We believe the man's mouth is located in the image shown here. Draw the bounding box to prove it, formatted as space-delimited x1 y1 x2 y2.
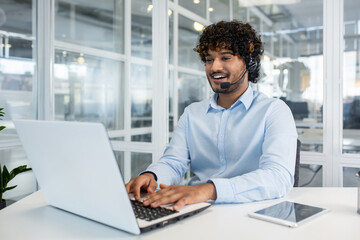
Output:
211 74 228 82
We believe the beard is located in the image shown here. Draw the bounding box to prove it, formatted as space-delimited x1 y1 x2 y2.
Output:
207 73 244 94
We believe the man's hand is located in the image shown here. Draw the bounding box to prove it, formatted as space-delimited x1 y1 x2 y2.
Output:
125 173 158 201
142 183 217 211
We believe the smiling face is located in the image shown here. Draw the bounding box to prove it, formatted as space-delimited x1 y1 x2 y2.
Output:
205 49 248 94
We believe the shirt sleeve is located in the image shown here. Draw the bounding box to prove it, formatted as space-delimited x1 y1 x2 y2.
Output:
210 100 298 203
142 108 191 186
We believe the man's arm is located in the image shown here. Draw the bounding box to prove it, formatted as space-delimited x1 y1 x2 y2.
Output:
140 107 191 186
126 108 191 201
211 100 297 203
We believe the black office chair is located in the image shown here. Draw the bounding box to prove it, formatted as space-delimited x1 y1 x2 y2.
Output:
293 139 301 187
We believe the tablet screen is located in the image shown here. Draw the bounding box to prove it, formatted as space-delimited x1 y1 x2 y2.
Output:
254 201 325 223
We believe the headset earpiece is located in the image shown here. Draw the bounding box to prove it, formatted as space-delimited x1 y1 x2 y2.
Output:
247 42 257 73
247 57 257 73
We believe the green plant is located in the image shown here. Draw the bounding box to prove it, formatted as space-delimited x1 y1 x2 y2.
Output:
1 165 32 201
0 107 5 202
0 108 32 201
0 108 5 132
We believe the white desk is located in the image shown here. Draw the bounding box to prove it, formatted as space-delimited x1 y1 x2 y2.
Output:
0 188 359 240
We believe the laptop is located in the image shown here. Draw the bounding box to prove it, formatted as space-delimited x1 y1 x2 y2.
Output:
14 120 211 235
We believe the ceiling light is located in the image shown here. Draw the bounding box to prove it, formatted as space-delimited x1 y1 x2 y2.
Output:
193 0 200 4
168 9 172 16
77 56 85 64
193 22 204 31
147 4 153 13
300 33 307 40
77 53 85 64
208 7 214 12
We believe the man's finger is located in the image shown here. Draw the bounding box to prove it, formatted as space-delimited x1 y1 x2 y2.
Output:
149 190 183 208
125 182 130 193
133 180 144 201
173 198 188 211
125 178 135 193
159 183 169 189
147 180 157 194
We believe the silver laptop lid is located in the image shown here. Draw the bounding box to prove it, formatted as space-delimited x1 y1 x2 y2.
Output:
14 120 140 235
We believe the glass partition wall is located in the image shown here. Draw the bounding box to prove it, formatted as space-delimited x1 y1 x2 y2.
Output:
342 0 360 186
0 0 359 202
0 0 37 200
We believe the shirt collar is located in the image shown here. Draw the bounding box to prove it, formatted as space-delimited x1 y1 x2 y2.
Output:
207 85 254 113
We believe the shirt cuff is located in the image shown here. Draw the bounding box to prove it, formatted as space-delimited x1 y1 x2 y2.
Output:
208 178 234 203
139 171 158 181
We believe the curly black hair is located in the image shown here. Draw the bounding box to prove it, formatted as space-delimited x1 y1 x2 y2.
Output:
194 20 263 83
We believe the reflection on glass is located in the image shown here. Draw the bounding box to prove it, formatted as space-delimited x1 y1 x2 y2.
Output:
55 0 124 53
254 1 323 153
178 15 203 71
249 11 260 33
114 152 152 180
262 23 272 54
0 1 35 121
109 136 125 141
343 167 360 187
169 12 174 65
131 134 151 143
131 152 152 178
343 0 360 154
0 0 36 201
179 0 206 18
256 201 296 222
54 50 124 130
209 0 230 22
232 1 247 22
169 70 174 134
178 73 207 117
6 37 33 59
131 0 152 60
255 201 324 223
0 59 34 120
131 63 152 129
299 164 322 187
114 151 125 178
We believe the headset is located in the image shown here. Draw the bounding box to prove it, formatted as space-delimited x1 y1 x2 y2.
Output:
247 42 257 73
220 42 257 89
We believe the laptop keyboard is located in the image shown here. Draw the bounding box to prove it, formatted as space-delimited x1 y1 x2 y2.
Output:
131 200 177 221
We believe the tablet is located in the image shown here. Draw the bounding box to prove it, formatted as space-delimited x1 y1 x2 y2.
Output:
248 201 329 227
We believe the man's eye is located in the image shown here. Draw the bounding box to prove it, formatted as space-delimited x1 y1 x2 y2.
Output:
205 59 213 63
222 57 231 61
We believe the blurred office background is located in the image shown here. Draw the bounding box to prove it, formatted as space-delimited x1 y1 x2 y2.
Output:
0 0 359 201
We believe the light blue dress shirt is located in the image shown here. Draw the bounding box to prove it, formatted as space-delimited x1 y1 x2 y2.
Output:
145 85 298 203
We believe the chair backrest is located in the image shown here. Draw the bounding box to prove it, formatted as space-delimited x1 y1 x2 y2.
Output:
293 139 301 187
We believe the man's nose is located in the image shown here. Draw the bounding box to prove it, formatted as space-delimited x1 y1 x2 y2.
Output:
211 58 223 72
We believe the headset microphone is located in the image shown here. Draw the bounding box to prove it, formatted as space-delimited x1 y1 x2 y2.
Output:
220 69 248 89
220 82 231 89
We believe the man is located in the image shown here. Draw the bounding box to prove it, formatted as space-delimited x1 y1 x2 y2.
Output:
126 20 297 211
